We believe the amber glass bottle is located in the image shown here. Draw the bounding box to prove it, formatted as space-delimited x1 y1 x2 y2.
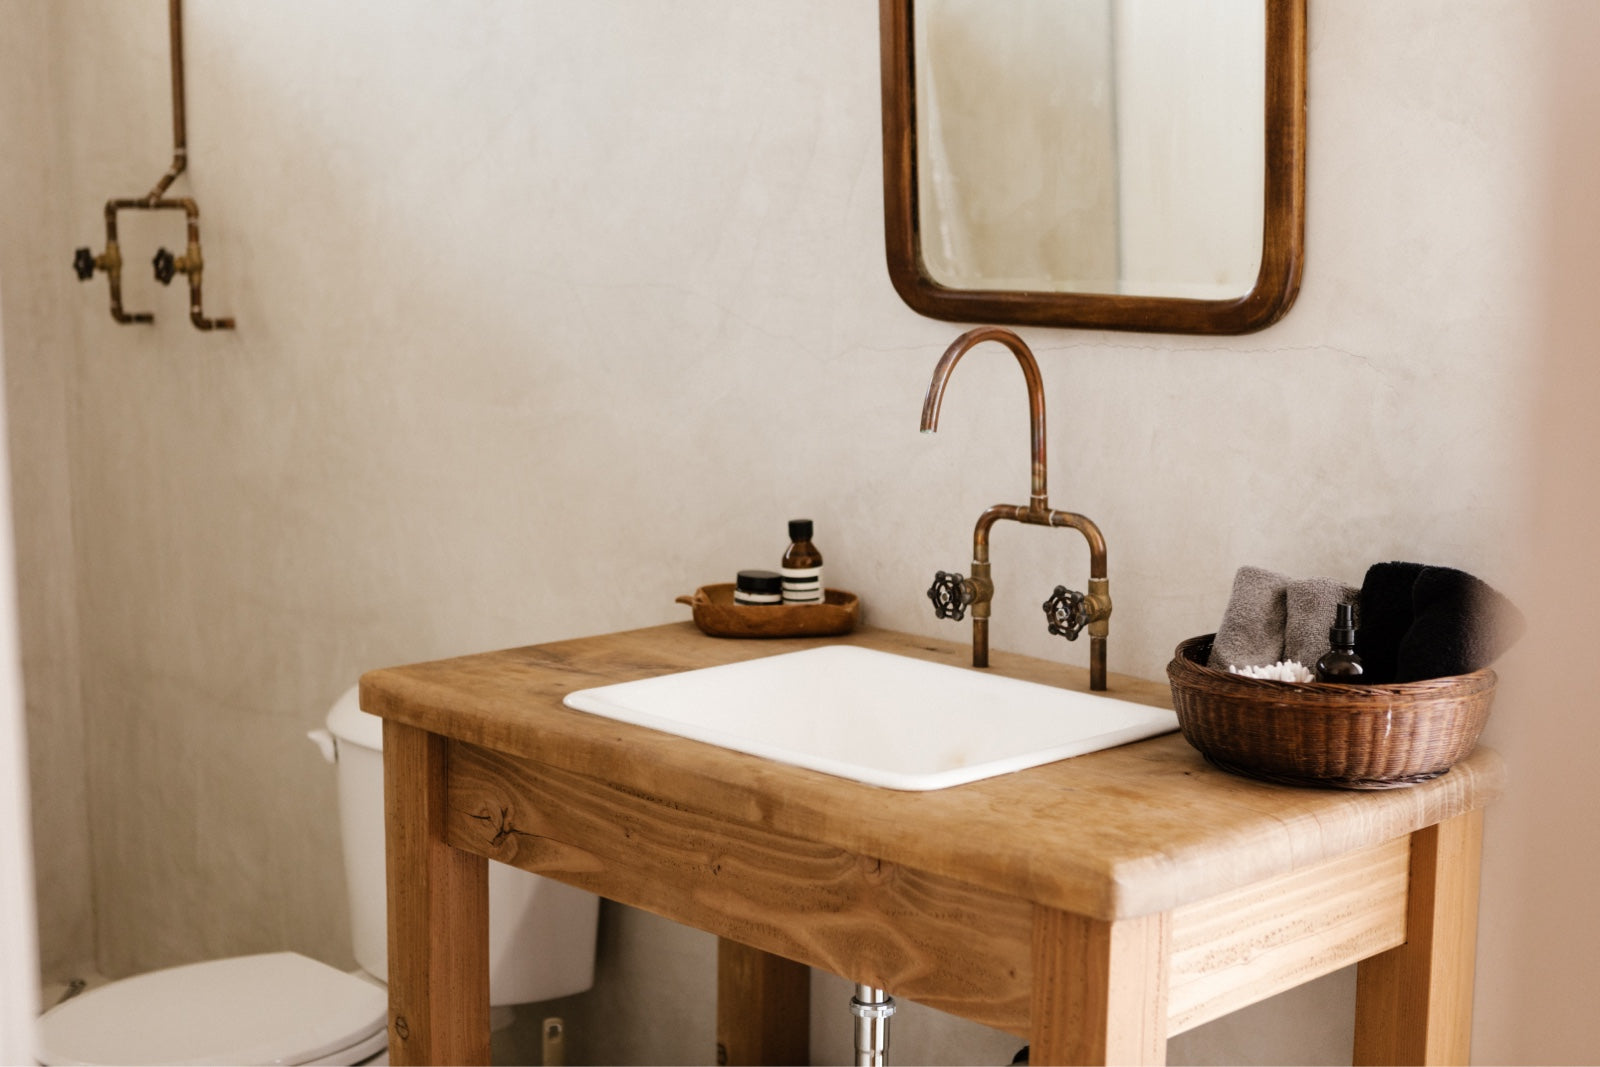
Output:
780 519 824 605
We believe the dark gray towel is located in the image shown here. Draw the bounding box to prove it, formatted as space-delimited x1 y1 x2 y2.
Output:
1284 577 1361 668
1208 566 1290 669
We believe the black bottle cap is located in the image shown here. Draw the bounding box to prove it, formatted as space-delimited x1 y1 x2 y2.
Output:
736 569 783 594
788 519 813 541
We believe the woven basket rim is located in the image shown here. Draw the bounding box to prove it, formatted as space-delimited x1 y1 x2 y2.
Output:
1170 633 1497 700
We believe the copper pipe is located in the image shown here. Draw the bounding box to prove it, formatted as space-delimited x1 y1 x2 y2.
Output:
107 196 234 331
107 198 192 220
964 504 1111 685
97 202 153 324
921 325 1048 511
972 504 1106 579
146 0 188 201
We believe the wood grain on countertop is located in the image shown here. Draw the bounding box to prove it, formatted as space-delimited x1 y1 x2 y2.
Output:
360 623 1503 921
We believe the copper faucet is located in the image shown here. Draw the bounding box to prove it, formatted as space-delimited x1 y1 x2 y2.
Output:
920 326 1112 690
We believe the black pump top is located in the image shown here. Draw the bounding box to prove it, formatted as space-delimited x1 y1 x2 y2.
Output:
788 519 813 541
1330 602 1358 647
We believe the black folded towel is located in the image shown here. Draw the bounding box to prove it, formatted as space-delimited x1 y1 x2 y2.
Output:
1355 561 1524 683
1397 565 1526 682
1354 562 1425 683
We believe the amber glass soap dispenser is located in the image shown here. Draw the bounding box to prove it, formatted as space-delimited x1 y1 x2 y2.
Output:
780 519 823 604
1315 602 1365 682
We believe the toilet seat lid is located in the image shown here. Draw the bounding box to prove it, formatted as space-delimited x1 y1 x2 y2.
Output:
37 951 387 1066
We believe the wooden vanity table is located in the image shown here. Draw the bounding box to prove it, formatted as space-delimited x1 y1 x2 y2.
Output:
360 623 1501 1066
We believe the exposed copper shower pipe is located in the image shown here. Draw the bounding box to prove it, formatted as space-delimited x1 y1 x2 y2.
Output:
73 0 234 331
146 0 188 202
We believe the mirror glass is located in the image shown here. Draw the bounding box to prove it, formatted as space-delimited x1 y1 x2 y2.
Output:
880 0 1304 334
915 0 1263 299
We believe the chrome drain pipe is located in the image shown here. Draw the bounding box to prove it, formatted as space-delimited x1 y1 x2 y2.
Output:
851 984 896 1066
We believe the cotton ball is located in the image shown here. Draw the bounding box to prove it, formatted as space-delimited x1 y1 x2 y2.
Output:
1229 660 1314 683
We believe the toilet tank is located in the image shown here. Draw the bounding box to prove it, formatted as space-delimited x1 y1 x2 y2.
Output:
321 687 598 1006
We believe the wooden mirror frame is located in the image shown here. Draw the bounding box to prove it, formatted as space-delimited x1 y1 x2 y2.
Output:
879 0 1306 335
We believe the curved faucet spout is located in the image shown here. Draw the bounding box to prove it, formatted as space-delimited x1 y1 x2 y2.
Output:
920 326 1049 511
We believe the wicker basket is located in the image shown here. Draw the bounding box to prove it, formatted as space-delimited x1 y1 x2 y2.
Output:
1166 634 1495 789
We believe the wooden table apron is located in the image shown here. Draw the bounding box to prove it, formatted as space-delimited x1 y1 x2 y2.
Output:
362 623 1502 1067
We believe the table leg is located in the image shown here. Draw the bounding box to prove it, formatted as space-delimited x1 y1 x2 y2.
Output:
1030 906 1169 1066
384 721 491 1065
1353 810 1484 1066
716 939 810 1066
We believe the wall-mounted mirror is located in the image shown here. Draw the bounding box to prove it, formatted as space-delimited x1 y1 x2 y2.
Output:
880 0 1305 334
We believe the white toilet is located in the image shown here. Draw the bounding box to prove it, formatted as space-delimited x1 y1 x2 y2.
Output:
37 686 600 1066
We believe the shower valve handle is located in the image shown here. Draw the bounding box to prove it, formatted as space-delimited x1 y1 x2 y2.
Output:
152 247 178 285
928 570 975 621
1044 585 1088 641
73 247 98 281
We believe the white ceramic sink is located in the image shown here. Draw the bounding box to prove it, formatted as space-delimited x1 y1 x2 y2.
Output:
562 645 1178 791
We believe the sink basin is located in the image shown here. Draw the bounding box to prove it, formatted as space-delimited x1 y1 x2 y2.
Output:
562 645 1178 791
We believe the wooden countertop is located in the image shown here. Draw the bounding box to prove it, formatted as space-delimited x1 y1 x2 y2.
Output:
359 623 1503 921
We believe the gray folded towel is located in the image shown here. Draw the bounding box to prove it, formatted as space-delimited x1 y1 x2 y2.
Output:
1208 566 1290 669
1284 577 1361 668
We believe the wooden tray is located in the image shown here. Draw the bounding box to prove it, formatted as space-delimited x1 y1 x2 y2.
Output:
676 583 859 638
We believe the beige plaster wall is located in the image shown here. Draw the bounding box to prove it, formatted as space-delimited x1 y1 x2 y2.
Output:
0 0 96 983
6 0 1590 1063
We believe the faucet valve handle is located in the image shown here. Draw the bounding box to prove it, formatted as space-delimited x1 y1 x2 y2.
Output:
928 570 975 621
73 247 100 281
152 247 178 285
1043 585 1089 641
